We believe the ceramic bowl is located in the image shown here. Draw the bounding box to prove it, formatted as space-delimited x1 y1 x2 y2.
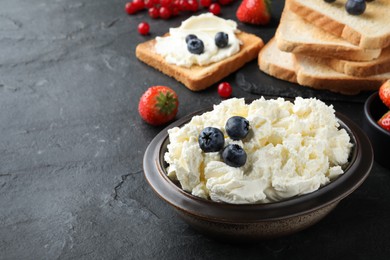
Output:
143 104 373 240
363 92 390 169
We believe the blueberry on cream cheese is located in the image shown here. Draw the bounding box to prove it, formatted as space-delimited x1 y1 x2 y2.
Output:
215 32 229 48
198 127 224 152
222 144 247 168
185 34 198 43
187 38 204 55
345 0 366 15
225 116 249 140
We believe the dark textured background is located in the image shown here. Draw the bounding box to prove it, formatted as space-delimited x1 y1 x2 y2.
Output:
1 0 389 259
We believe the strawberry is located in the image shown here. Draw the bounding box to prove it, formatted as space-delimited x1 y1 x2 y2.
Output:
378 111 390 132
138 86 179 126
379 79 390 109
236 0 271 25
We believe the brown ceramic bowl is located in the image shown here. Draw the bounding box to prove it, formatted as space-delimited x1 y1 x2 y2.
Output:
363 92 390 169
143 102 373 240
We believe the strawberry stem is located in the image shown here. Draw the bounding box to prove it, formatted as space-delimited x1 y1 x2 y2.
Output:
156 91 177 115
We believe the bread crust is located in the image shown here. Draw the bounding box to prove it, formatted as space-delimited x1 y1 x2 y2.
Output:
258 38 297 83
326 47 390 77
275 5 382 61
259 38 389 95
289 0 390 49
135 32 264 91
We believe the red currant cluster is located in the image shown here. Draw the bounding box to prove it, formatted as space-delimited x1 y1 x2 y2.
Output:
125 0 235 19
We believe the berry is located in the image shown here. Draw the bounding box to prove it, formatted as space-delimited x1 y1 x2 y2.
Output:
225 116 249 140
187 38 204 55
198 127 225 153
236 0 271 25
125 2 138 14
187 0 199 12
138 22 150 35
144 0 155 8
209 3 221 15
178 0 190 11
148 7 159 19
138 86 179 126
160 0 173 7
132 0 145 10
171 5 180 16
217 82 232 98
215 32 229 48
200 0 212 7
379 80 390 109
218 0 233 5
185 34 198 43
378 111 390 132
324 0 336 2
345 0 366 15
159 6 172 19
221 144 247 167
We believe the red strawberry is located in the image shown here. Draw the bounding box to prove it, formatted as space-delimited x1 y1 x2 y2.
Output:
378 111 390 132
236 0 271 25
379 79 390 109
138 86 179 126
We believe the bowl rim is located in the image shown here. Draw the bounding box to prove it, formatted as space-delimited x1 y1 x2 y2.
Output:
364 91 390 137
143 99 373 223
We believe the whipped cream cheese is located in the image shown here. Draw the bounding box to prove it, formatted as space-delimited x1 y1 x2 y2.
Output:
155 13 242 68
164 98 353 204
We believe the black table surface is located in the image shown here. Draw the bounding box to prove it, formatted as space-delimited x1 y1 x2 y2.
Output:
1 0 389 259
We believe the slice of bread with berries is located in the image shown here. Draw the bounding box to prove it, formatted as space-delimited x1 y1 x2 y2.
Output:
275 7 382 61
136 31 263 91
259 38 390 95
289 0 390 49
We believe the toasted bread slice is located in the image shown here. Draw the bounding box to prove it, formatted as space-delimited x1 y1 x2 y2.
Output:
276 7 382 61
295 54 390 95
136 32 264 91
289 0 390 49
258 38 297 84
259 38 390 95
325 46 390 77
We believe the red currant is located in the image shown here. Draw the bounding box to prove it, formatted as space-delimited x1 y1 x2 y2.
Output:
159 6 172 19
178 0 190 11
138 22 150 35
132 0 145 10
148 7 159 19
187 0 199 12
160 0 173 7
200 0 212 8
209 3 221 15
125 2 138 14
171 6 180 16
218 0 233 5
144 0 154 8
217 82 232 98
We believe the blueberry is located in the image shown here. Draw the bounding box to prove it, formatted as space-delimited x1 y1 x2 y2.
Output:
215 32 229 48
225 116 250 140
198 127 225 153
185 34 197 44
345 0 366 15
221 144 247 167
187 38 204 55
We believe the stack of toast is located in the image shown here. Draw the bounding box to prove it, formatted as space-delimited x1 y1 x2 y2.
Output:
259 0 390 95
